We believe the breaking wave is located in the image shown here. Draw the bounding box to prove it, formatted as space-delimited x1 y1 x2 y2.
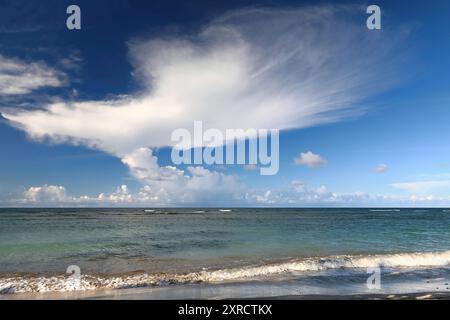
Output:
2 250 450 294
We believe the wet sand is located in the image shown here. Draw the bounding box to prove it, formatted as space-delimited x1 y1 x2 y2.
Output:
2 291 450 300
2 281 450 300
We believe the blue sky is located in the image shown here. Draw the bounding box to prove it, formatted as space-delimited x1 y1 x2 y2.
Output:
1 0 450 207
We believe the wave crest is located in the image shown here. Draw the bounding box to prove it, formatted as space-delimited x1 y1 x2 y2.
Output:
2 250 450 294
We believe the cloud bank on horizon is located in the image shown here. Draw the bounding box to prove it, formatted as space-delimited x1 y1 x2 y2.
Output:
1 5 418 206
14 181 450 207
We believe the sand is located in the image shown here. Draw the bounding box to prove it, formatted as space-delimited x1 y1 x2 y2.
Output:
2 282 450 300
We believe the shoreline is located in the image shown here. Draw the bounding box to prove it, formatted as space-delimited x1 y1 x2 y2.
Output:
2 278 450 300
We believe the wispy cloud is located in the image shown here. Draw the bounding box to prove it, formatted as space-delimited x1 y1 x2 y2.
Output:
374 163 389 173
2 5 405 199
0 55 66 96
391 180 450 194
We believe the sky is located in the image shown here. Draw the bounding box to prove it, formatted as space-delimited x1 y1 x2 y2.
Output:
0 0 450 207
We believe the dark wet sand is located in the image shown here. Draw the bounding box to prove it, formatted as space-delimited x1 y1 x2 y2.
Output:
257 292 450 300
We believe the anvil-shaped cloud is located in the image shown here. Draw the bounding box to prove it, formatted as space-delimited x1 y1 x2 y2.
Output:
2 6 403 188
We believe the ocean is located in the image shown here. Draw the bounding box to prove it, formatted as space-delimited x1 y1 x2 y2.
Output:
1 208 450 297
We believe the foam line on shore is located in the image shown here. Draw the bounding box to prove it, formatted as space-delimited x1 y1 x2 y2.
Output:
2 250 450 294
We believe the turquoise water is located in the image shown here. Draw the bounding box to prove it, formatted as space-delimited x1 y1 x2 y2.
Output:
1 208 450 274
1 208 450 295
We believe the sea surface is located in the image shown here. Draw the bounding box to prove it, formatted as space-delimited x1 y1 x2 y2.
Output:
1 208 450 296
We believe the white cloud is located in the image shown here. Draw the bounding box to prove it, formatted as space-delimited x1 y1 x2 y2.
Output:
13 180 450 207
3 6 401 157
246 182 450 206
24 185 67 202
119 147 242 205
0 55 65 95
244 181 399 206
374 163 389 173
295 151 327 168
98 185 133 203
121 147 183 182
391 180 450 195
1 6 405 205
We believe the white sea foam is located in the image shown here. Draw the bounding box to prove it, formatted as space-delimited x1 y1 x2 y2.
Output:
2 250 450 294
200 251 450 281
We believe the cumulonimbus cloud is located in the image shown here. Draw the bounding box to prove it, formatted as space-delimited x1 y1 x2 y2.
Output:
3 6 403 152
2 6 405 193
